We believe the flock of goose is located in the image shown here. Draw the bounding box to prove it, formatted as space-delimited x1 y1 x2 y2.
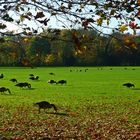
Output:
0 73 61 113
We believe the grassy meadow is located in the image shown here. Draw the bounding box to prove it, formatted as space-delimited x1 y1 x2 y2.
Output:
0 67 140 139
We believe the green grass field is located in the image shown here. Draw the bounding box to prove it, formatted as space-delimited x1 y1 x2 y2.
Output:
0 67 140 139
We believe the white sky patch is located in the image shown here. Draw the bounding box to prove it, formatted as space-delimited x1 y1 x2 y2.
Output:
5 22 21 32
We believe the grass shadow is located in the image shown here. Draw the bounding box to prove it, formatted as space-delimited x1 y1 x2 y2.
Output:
22 88 36 90
0 93 14 96
131 88 140 90
46 112 69 116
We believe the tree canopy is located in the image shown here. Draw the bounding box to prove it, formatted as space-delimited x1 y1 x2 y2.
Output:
0 29 140 66
0 0 140 67
0 0 140 36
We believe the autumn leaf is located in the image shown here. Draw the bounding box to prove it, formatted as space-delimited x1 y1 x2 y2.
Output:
123 36 137 49
137 0 140 6
21 59 30 66
136 10 140 19
110 9 115 15
124 37 130 44
129 22 138 29
97 18 103 26
0 23 6 29
72 31 81 49
24 38 29 43
131 42 137 49
20 15 25 22
27 12 32 17
83 46 87 50
118 25 128 33
82 20 89 29
35 12 45 19
21 0 27 3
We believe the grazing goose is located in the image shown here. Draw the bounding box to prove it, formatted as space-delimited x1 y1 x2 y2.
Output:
48 80 57 84
0 87 11 94
0 74 4 79
49 72 55 75
57 80 67 85
10 78 17 83
34 101 57 113
15 82 31 88
123 83 135 88
29 76 39 80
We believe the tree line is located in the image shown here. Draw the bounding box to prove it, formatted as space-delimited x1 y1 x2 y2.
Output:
0 28 140 67
0 0 140 67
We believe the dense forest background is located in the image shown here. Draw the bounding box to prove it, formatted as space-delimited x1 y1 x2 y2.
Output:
0 28 140 67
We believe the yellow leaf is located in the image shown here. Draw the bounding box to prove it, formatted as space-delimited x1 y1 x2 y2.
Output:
77 49 82 54
125 39 130 43
136 10 140 18
97 18 103 26
20 15 25 22
123 36 131 44
131 43 137 49
24 38 29 43
119 25 128 33
83 46 87 50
